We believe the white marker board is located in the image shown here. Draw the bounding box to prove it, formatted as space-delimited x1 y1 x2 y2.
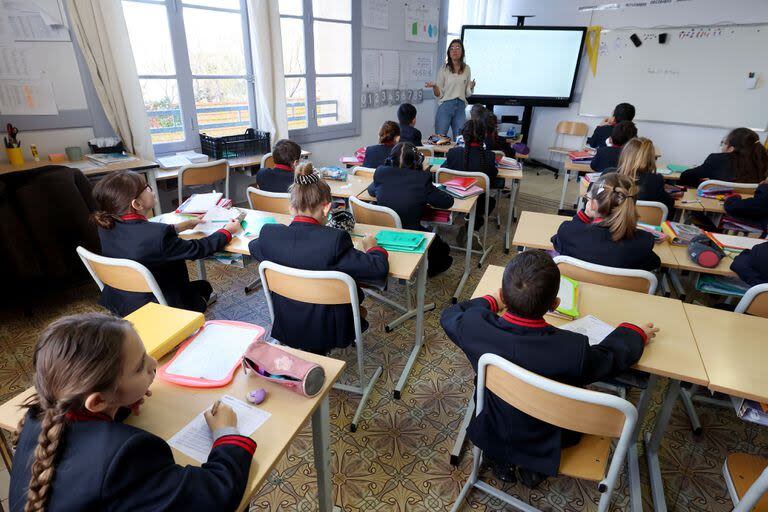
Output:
579 25 768 131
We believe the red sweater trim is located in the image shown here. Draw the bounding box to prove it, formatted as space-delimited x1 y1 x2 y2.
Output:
501 312 548 328
216 229 233 243
121 213 148 222
576 210 591 224
618 322 648 344
273 164 293 172
481 294 499 313
292 216 320 225
468 142 483 147
65 410 113 422
212 434 257 456
367 246 389 257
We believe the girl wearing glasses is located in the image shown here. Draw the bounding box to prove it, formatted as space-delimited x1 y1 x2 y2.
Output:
679 127 768 187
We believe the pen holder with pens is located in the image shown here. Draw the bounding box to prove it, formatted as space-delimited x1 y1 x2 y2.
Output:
241 339 326 397
6 147 24 165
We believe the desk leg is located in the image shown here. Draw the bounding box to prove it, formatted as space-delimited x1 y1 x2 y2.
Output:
627 374 658 512
558 169 570 210
452 203 476 303
504 180 520 254
644 379 681 512
0 429 13 471
145 168 162 215
394 257 428 399
312 397 338 512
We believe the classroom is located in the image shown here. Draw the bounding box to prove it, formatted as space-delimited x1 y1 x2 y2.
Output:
1 0 768 510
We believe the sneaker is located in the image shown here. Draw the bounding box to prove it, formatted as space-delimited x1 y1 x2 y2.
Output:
206 292 218 306
518 467 547 488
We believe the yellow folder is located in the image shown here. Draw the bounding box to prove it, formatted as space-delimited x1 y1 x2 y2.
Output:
125 303 204 359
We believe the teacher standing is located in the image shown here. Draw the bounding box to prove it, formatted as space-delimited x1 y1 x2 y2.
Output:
425 38 476 139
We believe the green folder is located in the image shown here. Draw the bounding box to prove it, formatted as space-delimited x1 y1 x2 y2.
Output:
667 164 690 173
375 230 427 253
428 157 447 167
555 276 580 318
242 215 277 237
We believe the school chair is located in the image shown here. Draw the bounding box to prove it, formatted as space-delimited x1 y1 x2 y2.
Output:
436 168 494 268
243 187 292 294
76 246 167 305
553 256 658 295
450 353 638 512
261 152 275 169
548 121 589 176
636 200 669 225
723 453 768 512
735 283 768 317
490 150 507 229
178 159 230 281
416 146 434 158
258 261 383 432
698 179 761 196
350 166 376 178
348 196 436 333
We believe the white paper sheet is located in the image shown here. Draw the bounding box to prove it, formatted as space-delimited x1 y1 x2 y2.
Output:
399 53 433 87
0 46 38 78
168 395 271 463
0 77 58 114
362 50 381 91
178 192 222 214
363 0 389 30
165 323 259 381
380 50 399 89
5 0 69 42
0 17 15 45
559 315 615 346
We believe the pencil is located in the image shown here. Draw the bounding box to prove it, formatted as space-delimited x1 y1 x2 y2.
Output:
211 400 220 415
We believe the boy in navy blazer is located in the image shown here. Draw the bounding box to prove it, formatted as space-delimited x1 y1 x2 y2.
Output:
587 102 635 149
724 180 768 228
255 139 301 193
441 250 653 486
397 103 423 146
731 241 768 286
590 121 636 173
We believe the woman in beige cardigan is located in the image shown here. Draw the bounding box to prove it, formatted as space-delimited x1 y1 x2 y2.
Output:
426 38 476 139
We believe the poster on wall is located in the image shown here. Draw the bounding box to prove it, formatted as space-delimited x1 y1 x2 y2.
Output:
363 0 389 30
405 1 439 44
399 53 433 87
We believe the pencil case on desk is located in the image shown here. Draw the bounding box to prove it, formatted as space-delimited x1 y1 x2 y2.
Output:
242 340 326 397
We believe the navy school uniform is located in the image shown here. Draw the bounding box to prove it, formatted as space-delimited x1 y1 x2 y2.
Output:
600 169 675 213
587 124 613 149
399 124 423 147
366 165 454 231
444 144 500 185
9 407 256 512
255 163 295 193
724 183 768 226
248 216 389 354
441 295 646 475
551 211 661 271
363 143 396 169
98 213 232 316
484 134 515 158
678 152 733 187
590 145 623 173
731 241 768 286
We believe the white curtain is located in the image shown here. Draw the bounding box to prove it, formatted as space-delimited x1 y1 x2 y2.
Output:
462 0 509 25
66 0 154 160
246 0 289 143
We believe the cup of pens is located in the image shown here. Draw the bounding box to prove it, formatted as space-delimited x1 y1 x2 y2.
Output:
5 123 24 165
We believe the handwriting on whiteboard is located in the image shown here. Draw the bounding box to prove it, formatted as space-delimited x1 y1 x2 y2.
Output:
647 67 680 76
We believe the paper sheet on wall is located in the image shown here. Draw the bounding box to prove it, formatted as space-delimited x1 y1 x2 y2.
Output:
0 46 39 78
4 0 69 41
363 0 389 30
380 50 399 89
399 53 433 87
168 395 271 463
0 15 14 45
0 78 58 114
405 1 439 44
362 49 380 91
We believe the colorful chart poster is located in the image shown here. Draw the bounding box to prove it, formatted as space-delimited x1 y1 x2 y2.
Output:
405 2 438 44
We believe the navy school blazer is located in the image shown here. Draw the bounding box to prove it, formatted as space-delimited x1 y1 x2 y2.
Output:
484 134 515 158
678 152 733 187
600 169 676 213
366 165 454 231
590 145 623 173
248 216 389 354
363 143 396 169
731 241 768 286
587 124 613 149
441 295 645 475
444 145 499 183
399 124 423 147
551 211 661 271
255 163 295 193
724 183 768 226
9 408 256 512
98 214 231 316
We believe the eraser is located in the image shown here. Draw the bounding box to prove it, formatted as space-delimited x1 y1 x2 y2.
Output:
247 388 267 405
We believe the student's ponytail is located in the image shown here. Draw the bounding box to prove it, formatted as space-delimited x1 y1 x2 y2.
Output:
91 170 147 230
460 119 486 172
592 173 639 241
24 406 67 512
289 161 331 213
726 128 768 183
389 142 422 170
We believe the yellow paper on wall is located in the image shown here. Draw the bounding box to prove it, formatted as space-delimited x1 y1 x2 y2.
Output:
586 26 602 77
125 302 204 359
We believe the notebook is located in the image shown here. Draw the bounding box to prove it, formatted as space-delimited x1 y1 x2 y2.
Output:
567 150 594 161
560 315 615 346
125 303 204 359
375 230 427 253
667 164 690 173
443 177 477 191
441 184 484 199
705 232 766 253
428 157 447 167
177 192 224 214
549 276 580 319
696 274 750 297
241 214 278 238
498 157 521 170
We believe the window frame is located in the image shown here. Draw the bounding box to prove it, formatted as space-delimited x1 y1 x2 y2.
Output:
280 0 361 144
123 0 257 154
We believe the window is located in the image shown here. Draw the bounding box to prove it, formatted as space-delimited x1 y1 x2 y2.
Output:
279 0 360 143
445 0 466 53
122 0 256 153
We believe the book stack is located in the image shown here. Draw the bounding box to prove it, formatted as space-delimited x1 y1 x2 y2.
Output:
340 156 363 165
638 222 669 243
421 207 452 224
720 216 766 236
567 150 594 163
319 166 347 181
664 184 686 199
440 177 483 199
498 156 521 170
374 230 427 253
125 303 204 359
428 156 447 167
704 232 766 255
548 276 580 320
698 186 734 199
176 192 230 214
661 221 703 245
695 274 751 297
86 152 138 166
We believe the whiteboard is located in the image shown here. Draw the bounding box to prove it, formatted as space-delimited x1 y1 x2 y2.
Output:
579 25 768 131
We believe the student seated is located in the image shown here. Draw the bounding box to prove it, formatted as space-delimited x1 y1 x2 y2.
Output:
367 142 454 276
724 177 768 227
587 102 635 149
731 240 768 286
606 137 675 213
482 111 515 158
256 139 301 193
363 121 400 168
590 121 637 173
93 171 241 316
679 128 768 187
10 313 256 511
397 103 423 147
441 250 654 486
249 162 389 354
552 173 661 271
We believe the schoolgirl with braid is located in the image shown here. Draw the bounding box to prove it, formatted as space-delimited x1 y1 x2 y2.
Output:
249 162 390 355
551 173 661 271
9 313 256 512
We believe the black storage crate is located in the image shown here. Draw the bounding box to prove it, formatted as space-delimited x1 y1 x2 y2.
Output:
199 128 271 160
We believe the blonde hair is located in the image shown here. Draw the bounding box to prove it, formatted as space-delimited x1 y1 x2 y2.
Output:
289 161 331 213
590 173 639 241
617 137 656 181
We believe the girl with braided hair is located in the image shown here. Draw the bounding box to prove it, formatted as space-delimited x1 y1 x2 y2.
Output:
249 162 390 354
9 313 256 512
551 173 661 271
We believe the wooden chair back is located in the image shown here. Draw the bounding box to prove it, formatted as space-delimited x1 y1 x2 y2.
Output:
351 166 376 178
261 153 275 169
555 259 656 294
436 168 489 193
349 197 401 228
555 121 589 137
76 246 166 304
262 269 351 305
416 146 434 157
736 284 768 318
178 159 229 204
636 201 668 225
246 187 291 215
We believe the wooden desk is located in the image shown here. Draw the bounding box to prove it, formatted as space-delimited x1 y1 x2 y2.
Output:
0 346 345 512
669 244 736 277
421 143 455 155
512 211 678 268
326 174 371 199
0 156 158 176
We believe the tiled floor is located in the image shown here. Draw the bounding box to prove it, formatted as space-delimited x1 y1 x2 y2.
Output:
1 166 766 511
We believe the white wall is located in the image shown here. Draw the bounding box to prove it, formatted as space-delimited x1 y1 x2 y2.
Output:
490 0 768 166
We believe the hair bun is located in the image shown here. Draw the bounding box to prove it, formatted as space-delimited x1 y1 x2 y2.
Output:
295 171 321 186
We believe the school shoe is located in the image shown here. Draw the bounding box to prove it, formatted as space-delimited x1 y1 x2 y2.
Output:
206 292 218 306
488 459 517 484
455 225 484 251
427 255 453 278
517 467 547 489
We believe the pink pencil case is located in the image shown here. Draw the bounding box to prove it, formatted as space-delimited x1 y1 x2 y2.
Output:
241 340 326 397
